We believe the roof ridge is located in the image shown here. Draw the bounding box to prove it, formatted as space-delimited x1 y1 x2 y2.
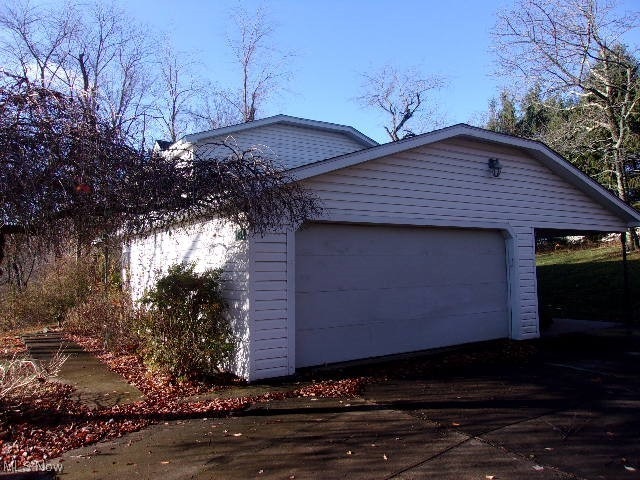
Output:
180 114 378 147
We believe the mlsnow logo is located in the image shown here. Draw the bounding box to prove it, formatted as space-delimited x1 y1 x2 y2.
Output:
3 460 64 473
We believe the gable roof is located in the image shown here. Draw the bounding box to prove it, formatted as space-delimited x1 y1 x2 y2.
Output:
182 114 378 148
291 123 640 227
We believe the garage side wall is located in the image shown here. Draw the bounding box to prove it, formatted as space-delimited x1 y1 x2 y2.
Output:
247 137 628 380
126 220 251 379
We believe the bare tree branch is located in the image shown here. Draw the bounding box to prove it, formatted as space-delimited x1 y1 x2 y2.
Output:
0 0 158 146
225 5 292 123
492 0 640 204
0 75 319 263
356 65 446 141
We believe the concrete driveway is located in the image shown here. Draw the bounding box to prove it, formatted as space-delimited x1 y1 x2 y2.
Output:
56 327 640 480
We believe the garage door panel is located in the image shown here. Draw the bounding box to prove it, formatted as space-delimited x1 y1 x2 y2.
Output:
370 311 508 355
295 310 509 367
297 255 505 292
295 224 509 368
295 324 375 364
297 224 502 254
297 281 507 330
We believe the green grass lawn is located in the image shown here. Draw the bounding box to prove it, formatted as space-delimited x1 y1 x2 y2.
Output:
536 243 640 322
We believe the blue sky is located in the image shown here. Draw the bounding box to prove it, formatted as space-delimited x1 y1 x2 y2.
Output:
122 0 639 143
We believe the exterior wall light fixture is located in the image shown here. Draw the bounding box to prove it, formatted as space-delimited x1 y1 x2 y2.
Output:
488 158 503 177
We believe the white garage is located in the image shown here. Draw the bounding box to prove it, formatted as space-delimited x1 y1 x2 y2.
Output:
295 223 509 367
129 116 640 381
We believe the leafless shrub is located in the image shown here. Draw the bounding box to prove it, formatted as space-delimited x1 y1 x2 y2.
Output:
0 255 95 330
0 350 68 401
65 288 144 354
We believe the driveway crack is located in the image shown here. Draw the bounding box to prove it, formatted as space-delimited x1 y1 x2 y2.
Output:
374 397 588 480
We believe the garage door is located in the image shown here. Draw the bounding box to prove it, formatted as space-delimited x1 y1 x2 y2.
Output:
295 223 509 368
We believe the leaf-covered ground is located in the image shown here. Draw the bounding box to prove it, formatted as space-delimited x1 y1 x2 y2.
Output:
0 327 536 470
0 333 366 471
0 332 29 359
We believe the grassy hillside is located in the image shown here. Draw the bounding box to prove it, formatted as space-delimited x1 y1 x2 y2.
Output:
536 244 640 322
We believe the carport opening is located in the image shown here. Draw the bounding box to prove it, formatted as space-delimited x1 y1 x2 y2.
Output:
534 229 640 332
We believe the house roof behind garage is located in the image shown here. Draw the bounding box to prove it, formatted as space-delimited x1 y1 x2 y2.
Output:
167 114 379 170
182 114 379 148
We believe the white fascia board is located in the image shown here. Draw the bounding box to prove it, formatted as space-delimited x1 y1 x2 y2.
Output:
290 123 640 227
182 115 378 147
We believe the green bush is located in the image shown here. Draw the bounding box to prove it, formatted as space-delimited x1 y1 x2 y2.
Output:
139 263 234 379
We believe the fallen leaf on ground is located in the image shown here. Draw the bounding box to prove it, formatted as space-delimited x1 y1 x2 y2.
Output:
0 332 369 469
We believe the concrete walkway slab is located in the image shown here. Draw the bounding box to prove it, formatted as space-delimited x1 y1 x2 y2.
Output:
362 333 640 480
23 332 143 408
53 398 466 480
393 437 572 480
49 328 640 479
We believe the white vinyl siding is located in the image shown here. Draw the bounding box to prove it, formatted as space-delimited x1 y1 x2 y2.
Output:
127 220 251 378
194 123 368 169
308 139 626 231
249 233 290 379
247 137 628 379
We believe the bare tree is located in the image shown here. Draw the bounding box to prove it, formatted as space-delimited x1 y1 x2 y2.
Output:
0 0 79 89
70 2 156 142
155 43 204 142
493 0 640 207
357 65 446 142
191 86 243 131
0 0 157 145
225 5 291 123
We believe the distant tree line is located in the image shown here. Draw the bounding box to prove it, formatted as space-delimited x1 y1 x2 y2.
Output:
0 0 290 146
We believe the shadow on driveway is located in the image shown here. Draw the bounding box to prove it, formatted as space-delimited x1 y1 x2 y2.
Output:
56 327 640 480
